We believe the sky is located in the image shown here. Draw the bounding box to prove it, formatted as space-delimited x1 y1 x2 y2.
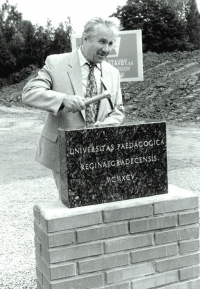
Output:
0 0 200 34
0 0 127 33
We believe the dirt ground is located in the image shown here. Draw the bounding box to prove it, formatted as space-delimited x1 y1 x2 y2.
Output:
0 105 51 184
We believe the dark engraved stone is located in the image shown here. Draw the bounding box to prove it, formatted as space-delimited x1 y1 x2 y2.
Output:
58 122 168 207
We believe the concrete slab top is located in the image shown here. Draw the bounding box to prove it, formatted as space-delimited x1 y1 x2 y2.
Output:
34 184 198 220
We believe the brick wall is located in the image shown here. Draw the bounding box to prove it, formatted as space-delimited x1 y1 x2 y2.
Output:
34 185 200 289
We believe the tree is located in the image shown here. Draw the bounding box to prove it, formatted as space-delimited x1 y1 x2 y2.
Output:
0 0 73 81
51 19 72 54
21 20 36 66
0 0 24 75
9 31 25 70
159 0 188 19
0 0 23 43
185 0 200 49
111 0 196 52
30 19 72 66
0 37 16 77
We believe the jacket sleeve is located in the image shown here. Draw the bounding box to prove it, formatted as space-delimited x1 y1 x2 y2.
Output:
22 56 66 116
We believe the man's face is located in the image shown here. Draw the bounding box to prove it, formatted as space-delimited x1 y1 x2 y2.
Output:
82 24 117 64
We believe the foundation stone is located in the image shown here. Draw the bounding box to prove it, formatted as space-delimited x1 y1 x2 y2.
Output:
58 122 167 207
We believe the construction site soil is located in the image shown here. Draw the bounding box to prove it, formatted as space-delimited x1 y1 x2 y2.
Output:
1 50 200 123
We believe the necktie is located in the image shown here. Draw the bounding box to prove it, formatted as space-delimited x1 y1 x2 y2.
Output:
85 63 99 126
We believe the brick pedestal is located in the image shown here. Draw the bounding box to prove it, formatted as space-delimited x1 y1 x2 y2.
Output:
34 185 200 289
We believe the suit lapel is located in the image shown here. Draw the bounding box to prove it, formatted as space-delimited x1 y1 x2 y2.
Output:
67 49 85 120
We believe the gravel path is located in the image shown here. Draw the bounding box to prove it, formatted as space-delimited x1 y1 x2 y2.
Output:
0 178 56 289
0 105 56 288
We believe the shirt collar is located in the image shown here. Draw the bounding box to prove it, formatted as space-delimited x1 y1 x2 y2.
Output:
78 47 101 70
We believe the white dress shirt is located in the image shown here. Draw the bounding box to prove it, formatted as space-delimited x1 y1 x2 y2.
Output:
78 47 102 96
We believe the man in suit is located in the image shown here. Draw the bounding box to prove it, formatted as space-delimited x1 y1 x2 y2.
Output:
22 17 124 197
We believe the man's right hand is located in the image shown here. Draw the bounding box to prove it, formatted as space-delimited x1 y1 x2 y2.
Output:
63 95 86 113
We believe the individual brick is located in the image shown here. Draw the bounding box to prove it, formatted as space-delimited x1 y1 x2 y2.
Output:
155 253 199 272
40 242 50 263
50 262 76 280
34 222 48 245
42 274 50 289
34 206 40 224
36 252 76 281
48 231 75 248
105 282 130 289
43 242 103 264
76 222 129 243
40 211 102 233
36 252 49 280
35 236 42 254
36 266 43 286
178 211 199 226
129 215 176 233
155 226 199 244
104 233 153 253
179 239 199 254
131 243 178 263
43 273 104 289
37 280 43 289
179 265 199 281
106 263 154 284
154 196 198 214
35 223 75 248
131 271 179 289
162 278 200 289
103 204 153 223
78 252 129 274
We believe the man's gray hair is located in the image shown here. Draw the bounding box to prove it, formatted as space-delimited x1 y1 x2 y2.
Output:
82 17 120 40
